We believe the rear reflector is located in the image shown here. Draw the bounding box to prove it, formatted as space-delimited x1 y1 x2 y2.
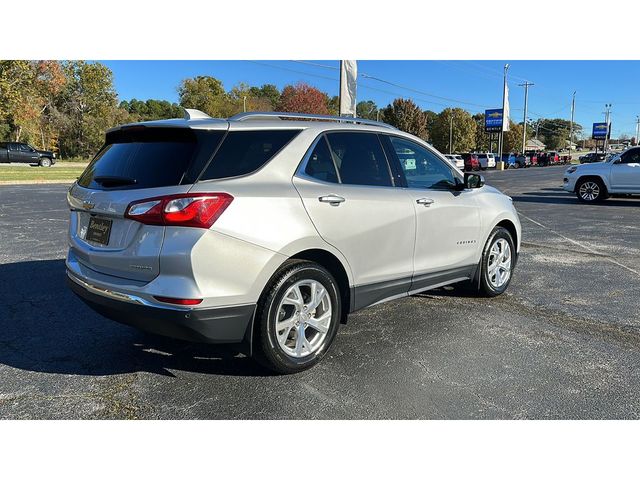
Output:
153 296 203 306
125 193 233 228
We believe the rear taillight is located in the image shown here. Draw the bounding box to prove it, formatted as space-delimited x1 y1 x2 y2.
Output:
125 193 233 228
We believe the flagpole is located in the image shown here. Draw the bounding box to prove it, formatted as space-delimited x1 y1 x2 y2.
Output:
498 64 510 163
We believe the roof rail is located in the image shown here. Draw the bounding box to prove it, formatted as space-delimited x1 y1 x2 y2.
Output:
228 111 396 130
183 108 212 120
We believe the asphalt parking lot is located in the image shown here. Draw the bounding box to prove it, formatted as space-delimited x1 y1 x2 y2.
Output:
1 165 639 419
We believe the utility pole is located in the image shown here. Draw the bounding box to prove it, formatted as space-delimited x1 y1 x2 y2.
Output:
569 91 576 154
449 115 454 154
243 96 247 112
635 116 640 146
519 81 534 154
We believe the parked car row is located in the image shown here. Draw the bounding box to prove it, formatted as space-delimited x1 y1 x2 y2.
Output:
443 149 576 172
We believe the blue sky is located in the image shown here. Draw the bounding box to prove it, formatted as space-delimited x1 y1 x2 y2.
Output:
102 60 640 138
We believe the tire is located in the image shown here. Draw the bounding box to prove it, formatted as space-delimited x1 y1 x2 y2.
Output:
576 177 606 203
39 157 52 167
253 260 341 374
477 227 515 297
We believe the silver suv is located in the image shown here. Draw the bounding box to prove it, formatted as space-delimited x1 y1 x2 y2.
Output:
66 110 521 373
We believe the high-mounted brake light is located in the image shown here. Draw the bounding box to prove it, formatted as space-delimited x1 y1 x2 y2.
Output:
125 193 233 228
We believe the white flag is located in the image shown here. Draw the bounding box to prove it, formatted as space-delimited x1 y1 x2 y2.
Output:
339 60 357 117
502 81 510 132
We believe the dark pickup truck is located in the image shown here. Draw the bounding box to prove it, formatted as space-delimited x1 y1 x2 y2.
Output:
0 142 56 166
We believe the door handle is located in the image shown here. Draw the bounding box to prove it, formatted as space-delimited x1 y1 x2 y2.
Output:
319 195 346 206
416 197 434 206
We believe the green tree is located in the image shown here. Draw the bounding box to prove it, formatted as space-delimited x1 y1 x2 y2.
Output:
56 61 121 157
229 83 273 113
431 108 476 153
356 100 379 120
502 121 524 153
326 95 339 115
0 61 41 143
535 118 582 150
381 98 428 140
120 98 183 121
178 75 235 117
248 84 280 109
472 113 488 151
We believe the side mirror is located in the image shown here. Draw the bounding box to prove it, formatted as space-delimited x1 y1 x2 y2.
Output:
464 172 485 189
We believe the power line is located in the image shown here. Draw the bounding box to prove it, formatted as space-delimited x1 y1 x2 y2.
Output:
255 60 602 129
246 60 338 83
290 60 339 71
288 60 494 110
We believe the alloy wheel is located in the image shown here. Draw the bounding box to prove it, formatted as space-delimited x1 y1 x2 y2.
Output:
487 238 512 288
579 181 600 201
275 279 332 358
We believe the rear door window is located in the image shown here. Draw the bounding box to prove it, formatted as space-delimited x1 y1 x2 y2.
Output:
325 132 393 187
78 128 223 190
304 136 339 183
200 130 301 180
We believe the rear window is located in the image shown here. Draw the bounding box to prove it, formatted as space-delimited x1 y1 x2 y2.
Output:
199 130 301 180
78 128 222 190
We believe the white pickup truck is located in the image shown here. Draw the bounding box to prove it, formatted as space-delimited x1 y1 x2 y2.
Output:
563 147 640 202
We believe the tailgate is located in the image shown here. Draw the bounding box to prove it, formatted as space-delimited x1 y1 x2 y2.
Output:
67 184 192 282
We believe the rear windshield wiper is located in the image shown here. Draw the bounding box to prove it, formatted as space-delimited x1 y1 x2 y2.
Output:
93 175 138 187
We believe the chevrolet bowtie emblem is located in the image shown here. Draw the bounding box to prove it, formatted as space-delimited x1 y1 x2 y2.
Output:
83 201 95 210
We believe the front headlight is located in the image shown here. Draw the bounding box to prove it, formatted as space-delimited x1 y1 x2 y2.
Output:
566 166 577 174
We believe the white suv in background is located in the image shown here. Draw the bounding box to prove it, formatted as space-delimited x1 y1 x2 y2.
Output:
444 154 465 169
66 110 521 373
475 153 496 170
563 146 640 202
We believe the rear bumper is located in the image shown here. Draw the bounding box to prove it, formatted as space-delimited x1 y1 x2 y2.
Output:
67 270 255 345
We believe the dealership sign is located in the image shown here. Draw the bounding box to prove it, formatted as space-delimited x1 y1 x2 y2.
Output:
592 122 609 139
485 109 504 132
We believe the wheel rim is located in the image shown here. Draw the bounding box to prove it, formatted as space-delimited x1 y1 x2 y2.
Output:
579 181 599 201
42 159 50 166
487 238 512 289
275 279 332 358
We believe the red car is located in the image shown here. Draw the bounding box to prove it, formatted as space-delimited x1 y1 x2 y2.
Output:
525 150 539 166
547 151 560 164
460 153 480 171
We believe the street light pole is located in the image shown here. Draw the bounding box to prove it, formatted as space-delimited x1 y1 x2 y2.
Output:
243 96 247 112
449 115 453 154
636 116 640 146
519 81 534 154
569 91 576 154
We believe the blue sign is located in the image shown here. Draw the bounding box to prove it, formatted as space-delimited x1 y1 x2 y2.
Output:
592 122 609 139
485 109 504 132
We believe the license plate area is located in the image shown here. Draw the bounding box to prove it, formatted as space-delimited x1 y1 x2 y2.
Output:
86 217 112 246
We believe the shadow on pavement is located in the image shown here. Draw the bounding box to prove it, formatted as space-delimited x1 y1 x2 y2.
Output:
512 193 639 207
0 259 273 378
